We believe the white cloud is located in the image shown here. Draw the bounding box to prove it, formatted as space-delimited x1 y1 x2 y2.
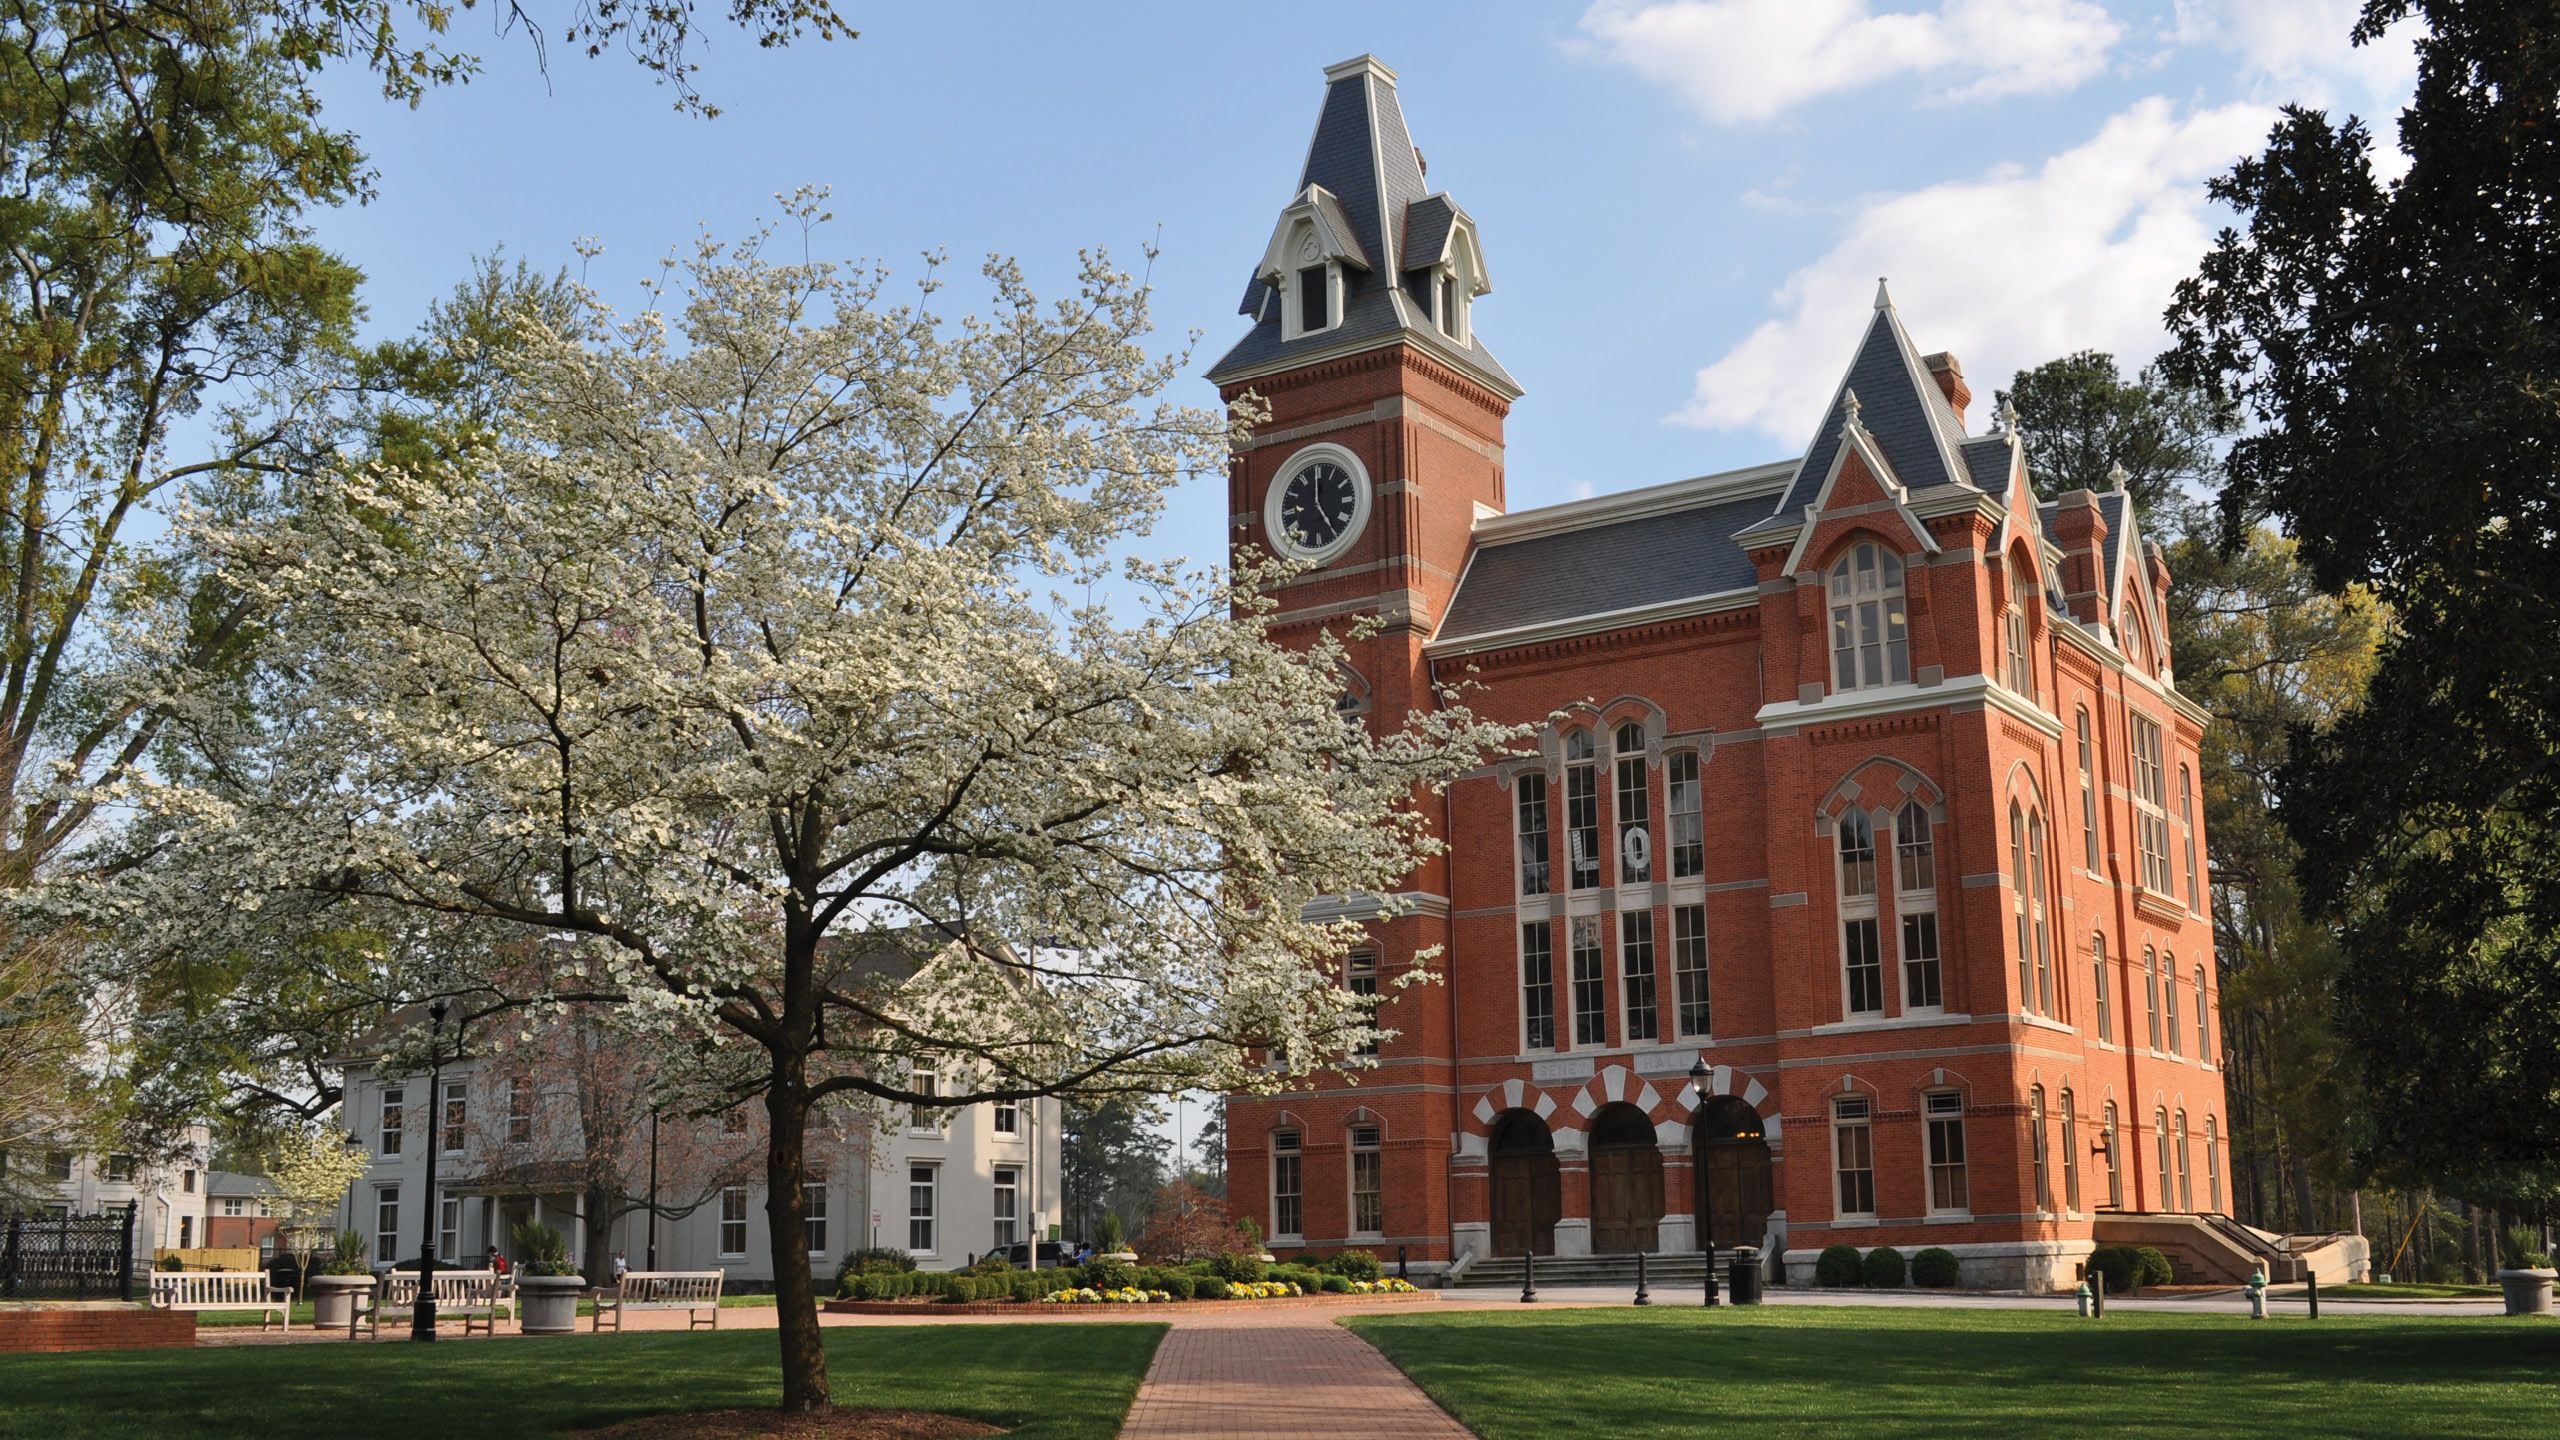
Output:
2170 0 2419 112
1674 97 2274 441
1578 0 2124 125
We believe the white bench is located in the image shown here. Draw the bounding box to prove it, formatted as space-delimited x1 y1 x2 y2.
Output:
349 1268 507 1338
150 1270 294 1330
592 1270 724 1331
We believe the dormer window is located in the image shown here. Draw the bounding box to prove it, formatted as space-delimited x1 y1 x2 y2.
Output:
1297 263 1334 334
1827 541 1910 692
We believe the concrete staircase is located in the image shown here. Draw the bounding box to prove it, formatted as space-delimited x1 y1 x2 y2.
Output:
2092 1213 2370 1286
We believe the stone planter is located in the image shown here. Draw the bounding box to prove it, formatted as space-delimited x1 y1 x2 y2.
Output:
519 1275 587 1335
1101 1250 1139 1264
308 1273 376 1329
2497 1267 2555 1316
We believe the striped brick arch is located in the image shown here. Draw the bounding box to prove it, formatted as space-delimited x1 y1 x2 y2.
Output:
1460 1061 1783 1155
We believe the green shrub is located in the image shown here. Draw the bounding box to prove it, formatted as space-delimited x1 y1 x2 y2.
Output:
841 1246 916 1276
1197 1276 1233 1300
1861 1246 1906 1288
1272 1264 1324 1291
1207 1251 1263 1284
1320 1274 1352 1293
1082 1256 1136 1291
2085 1246 2138 1294
1815 1244 1863 1288
968 1253 1013 1274
1322 1249 1384 1281
1097 1212 1127 1254
1160 1273 1197 1300
2136 1247 2174 1288
1911 1247 1961 1288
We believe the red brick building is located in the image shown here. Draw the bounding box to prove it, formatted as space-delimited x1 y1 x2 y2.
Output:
1215 56 2226 1291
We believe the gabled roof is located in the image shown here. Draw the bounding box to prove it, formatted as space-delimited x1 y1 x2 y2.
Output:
1749 285 1980 534
1402 194 1465 273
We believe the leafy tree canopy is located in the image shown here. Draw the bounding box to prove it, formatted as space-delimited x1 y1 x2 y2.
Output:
1995 350 2223 527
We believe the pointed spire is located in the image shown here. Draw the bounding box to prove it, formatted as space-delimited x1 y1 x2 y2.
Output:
1874 276 1893 311
2000 396 2021 436
2107 460 2128 493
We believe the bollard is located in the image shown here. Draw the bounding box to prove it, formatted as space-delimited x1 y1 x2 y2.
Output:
1397 1245 1409 1281
2307 1272 2320 1320
2076 1281 2092 1319
2093 1270 2106 1318
1634 1250 1652 1306
1704 1249 1722 1308
2245 1266 2268 1320
1520 1251 1538 1305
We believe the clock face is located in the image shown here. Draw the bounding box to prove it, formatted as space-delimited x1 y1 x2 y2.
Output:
1277 460 1361 556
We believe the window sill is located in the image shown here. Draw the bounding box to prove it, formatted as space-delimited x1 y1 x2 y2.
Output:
1829 1217 1880 1229
2021 1015 2077 1036
1810 1011 1975 1037
1922 1213 1975 1224
2133 889 2186 925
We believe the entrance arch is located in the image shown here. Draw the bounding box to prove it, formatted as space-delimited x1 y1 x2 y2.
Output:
1588 1103 1664 1254
1489 1110 1561 1258
1693 1095 1773 1250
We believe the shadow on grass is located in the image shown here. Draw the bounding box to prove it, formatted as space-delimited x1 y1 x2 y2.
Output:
1349 1307 2560 1440
0 1323 1164 1440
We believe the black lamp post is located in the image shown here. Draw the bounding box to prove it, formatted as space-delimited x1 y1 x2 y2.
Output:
1689 1058 1718 1308
412 998 451 1342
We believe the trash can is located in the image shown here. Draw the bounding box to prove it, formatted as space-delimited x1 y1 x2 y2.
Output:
1727 1247 1763 1305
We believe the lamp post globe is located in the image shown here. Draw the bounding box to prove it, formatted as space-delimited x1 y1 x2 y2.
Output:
1688 1058 1719 1307
412 998 450 1342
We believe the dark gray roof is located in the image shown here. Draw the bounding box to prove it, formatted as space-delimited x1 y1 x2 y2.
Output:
1757 300 1978 526
1403 194 1460 271
2099 490 2129 600
1436 491 1775 646
1209 60 1516 394
1312 187 1371 270
1962 434 2015 491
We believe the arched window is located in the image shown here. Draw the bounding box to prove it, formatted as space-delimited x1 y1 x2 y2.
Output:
1896 801 1941 1011
1514 772 1550 896
2153 1106 2172 1210
1839 809 1882 1016
2029 1085 2052 1212
1271 1129 1303 1240
1667 750 1703 878
1827 541 1910 692
2092 934 2113 1043
2005 562 2036 698
2075 707 2099 869
1832 1095 1876 1218
1348 1123 1383 1237
2122 605 2150 671
2102 1101 2124 1209
2131 714 2171 894
2144 948 2162 1050
2194 964 2211 1061
2011 804 2032 1010
2178 764 2201 911
1614 722 1652 883
1925 1091 1969 1214
2027 812 2054 1015
2059 1088 2082 1212
2164 954 2182 1056
2174 1109 2194 1212
1564 730 1599 890
2205 1115 2224 1213
1347 949 1380 1059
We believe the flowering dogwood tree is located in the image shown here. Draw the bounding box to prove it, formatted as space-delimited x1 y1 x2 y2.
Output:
86 206 1515 1408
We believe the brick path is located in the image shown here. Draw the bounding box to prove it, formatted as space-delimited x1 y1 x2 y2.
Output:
1117 1310 1473 1440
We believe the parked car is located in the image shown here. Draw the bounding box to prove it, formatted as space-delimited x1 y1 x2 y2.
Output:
995 1240 1077 1269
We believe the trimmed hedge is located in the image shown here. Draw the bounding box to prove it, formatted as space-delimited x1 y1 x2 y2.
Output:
1081 1257 1136 1291
1160 1273 1198 1300
1322 1249 1384 1281
1815 1244 1863 1288
1206 1251 1263 1284
1911 1247 1961 1288
1268 1263 1324 1292
836 1266 1084 1303
1861 1246 1906 1288
2137 1246 2175 1288
1196 1276 1233 1300
2086 1246 2140 1293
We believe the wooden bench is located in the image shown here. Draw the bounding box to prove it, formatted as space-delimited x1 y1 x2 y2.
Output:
349 1269 508 1338
149 1270 294 1330
592 1270 724 1331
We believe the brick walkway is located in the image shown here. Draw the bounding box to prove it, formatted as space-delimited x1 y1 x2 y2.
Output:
1117 1311 1473 1440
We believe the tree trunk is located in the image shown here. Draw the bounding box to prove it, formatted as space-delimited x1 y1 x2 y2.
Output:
766 1037 827 1411
584 1184 617 1287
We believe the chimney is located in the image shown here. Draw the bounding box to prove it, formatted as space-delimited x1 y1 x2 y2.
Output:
1922 352 1971 427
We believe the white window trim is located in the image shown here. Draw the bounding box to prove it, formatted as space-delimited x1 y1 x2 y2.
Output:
439 1079 467 1156
1923 1092 1971 1218
1837 809 1883 1018
718 1184 750 1259
1831 1097 1877 1220
1346 1125 1384 1241
1269 1131 1304 1245
802 1180 829 1258
1825 541 1912 694
1280 254 1345 342
906 1164 941 1258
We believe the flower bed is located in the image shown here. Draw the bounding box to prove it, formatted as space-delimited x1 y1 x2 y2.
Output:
822 1281 1437 1318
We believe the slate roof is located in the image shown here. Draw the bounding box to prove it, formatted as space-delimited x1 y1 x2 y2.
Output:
1961 434 2015 491
1403 194 1461 270
1435 489 1778 647
1209 58 1516 394
2099 490 2129 599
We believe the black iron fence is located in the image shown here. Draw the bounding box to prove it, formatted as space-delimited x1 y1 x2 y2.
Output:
0 1208 137 1301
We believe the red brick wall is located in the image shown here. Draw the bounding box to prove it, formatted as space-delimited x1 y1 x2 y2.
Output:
0 1307 195 1353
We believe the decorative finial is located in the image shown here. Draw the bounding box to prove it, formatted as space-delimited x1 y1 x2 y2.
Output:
1874 276 1892 311
2000 397 2020 435
2107 460 2128 492
1842 388 1863 433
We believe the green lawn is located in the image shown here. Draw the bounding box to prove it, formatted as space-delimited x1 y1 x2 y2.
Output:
2319 1281 2503 1300
1349 1306 2560 1439
0 1323 1163 1440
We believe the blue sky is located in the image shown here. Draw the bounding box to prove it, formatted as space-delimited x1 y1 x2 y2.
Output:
311 0 2418 576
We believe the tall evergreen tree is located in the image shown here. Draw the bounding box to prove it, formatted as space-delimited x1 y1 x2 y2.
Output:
1994 351 2223 524
2166 0 2560 1207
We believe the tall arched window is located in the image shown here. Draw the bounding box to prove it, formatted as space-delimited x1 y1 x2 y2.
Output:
2028 812 2054 1015
1827 541 1910 691
1839 809 1883 1016
2205 1115 2224 1213
2103 1101 2124 1209
2092 934 2113 1042
1667 751 1703 878
1614 722 1652 883
2164 955 2183 1056
2178 763 2201 910
1564 730 1599 890
1895 801 1941 1011
2059 1088 2082 1212
2076 707 2099 869
2029 1085 2053 1212
1348 1123 1383 1237
2153 1106 2172 1210
2005 562 2035 698
2194 964 2211 1061
1271 1129 1303 1240
1515 772 1551 896
2144 947 2162 1050
2174 1109 2194 1211
2010 804 2032 1010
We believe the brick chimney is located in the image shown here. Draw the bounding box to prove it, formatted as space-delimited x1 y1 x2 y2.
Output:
2047 489 2111 625
1922 352 1971 427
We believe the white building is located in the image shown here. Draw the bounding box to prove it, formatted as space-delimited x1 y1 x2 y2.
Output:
0 1127 211 1254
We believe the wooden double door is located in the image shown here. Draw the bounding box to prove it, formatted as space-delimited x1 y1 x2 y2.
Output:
1696 1139 1774 1249
1589 1103 1664 1254
1490 1113 1560 1257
